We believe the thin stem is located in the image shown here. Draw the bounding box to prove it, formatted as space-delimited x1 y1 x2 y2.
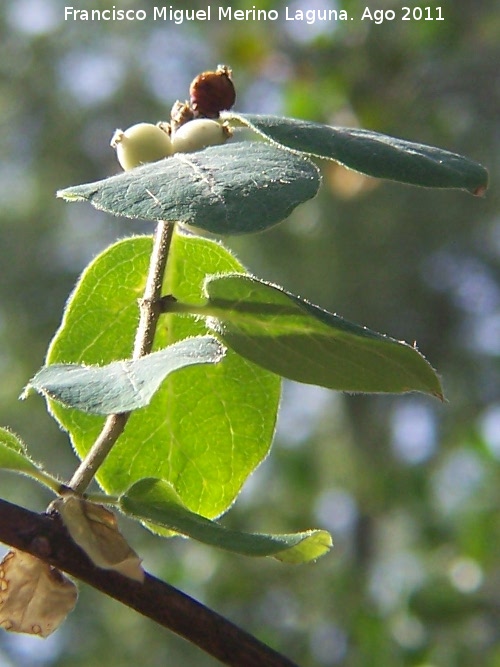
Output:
68 220 175 494
133 220 175 360
24 469 69 496
67 413 130 493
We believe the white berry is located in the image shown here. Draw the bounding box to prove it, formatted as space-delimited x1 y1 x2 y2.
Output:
171 119 231 154
110 123 173 171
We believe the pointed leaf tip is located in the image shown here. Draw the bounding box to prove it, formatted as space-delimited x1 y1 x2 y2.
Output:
473 183 488 197
56 189 75 200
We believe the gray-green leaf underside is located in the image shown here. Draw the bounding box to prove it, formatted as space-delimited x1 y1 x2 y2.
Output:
25 336 224 415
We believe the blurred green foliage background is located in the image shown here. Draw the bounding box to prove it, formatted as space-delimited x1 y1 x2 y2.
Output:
0 0 499 665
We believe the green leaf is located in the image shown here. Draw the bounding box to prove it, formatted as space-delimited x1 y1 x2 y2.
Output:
202 274 443 398
44 232 281 519
120 478 332 563
26 336 224 415
225 113 489 195
0 427 38 474
0 427 61 492
57 142 320 234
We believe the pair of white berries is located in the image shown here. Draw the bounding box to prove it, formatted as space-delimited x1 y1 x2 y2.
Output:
110 119 231 171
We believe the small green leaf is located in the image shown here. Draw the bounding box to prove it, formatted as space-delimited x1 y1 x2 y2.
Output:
225 113 489 194
26 336 224 415
0 427 61 492
45 232 281 519
57 142 321 234
0 428 37 474
120 478 332 563
203 274 443 398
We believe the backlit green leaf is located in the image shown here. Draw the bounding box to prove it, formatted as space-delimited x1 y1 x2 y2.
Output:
0 427 61 492
0 427 38 475
57 142 320 234
27 336 224 415
225 113 488 195
202 274 443 398
121 478 332 563
44 232 281 519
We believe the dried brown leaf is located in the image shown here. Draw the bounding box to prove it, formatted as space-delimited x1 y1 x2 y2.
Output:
0 549 78 638
53 496 144 582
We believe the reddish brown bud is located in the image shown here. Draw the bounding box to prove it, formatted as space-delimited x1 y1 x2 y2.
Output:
189 65 236 119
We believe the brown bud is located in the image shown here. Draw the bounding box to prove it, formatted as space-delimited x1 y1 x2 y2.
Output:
189 65 236 119
169 99 195 133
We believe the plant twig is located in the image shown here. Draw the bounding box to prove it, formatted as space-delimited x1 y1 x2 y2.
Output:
68 220 175 494
132 219 174 360
67 413 131 494
0 498 299 667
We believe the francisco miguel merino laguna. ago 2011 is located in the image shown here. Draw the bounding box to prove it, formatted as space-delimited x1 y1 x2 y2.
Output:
63 5 352 25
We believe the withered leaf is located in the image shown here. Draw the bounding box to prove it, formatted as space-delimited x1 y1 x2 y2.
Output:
53 495 144 582
0 549 78 638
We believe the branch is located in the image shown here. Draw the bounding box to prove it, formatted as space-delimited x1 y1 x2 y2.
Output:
0 498 299 667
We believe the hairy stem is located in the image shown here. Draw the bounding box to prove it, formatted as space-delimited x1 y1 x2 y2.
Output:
67 413 131 494
133 220 175 360
68 220 175 494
